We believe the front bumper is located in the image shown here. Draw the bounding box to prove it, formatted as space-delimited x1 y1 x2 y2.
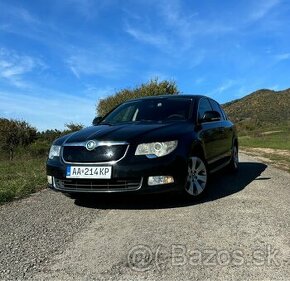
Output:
47 152 187 194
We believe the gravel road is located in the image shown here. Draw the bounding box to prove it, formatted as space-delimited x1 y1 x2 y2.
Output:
0 153 289 281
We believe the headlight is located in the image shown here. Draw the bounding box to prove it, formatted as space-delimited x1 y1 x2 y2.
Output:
135 141 178 158
48 145 61 159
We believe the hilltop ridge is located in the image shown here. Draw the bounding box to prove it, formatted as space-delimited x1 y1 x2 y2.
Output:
223 88 290 127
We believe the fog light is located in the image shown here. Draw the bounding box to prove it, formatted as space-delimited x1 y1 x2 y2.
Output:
47 176 53 185
148 176 174 186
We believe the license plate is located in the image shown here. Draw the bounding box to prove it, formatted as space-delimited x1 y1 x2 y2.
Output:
66 166 112 179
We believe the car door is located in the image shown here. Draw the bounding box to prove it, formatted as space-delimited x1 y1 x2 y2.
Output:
196 98 221 163
209 99 233 159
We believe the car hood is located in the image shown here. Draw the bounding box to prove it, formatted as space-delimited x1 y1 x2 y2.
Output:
56 122 194 145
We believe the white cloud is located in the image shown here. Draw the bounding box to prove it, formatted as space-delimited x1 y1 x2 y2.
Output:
62 0 114 20
84 85 113 99
125 25 168 48
274 53 290 61
217 81 235 93
124 0 233 56
0 48 45 88
0 3 40 25
209 80 236 97
194 77 206 85
67 49 123 79
0 2 66 52
249 0 280 21
268 84 280 90
159 0 232 39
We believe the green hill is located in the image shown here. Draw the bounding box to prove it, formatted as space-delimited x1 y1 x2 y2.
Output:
223 88 290 135
223 88 290 154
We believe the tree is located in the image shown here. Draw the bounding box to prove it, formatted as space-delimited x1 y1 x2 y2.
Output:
64 122 84 132
96 79 179 116
0 118 37 160
37 129 63 143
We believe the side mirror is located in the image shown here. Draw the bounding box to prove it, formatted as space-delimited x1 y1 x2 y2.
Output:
201 111 221 123
92 116 102 126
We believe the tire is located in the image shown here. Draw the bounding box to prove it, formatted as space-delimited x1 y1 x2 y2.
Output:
228 144 239 172
184 156 208 198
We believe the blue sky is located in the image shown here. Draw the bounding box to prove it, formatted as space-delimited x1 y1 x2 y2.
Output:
0 0 290 131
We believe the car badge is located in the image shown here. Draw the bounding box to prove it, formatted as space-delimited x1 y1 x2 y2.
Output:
86 140 97 151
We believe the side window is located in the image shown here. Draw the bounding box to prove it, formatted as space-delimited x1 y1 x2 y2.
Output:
197 98 212 121
209 99 224 120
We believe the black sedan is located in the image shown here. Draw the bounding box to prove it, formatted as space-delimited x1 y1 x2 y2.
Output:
47 95 238 198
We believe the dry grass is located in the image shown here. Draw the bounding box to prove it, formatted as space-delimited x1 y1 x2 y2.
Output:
241 147 290 173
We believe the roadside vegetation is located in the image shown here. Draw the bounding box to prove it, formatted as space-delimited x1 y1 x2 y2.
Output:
0 121 84 204
239 129 290 150
237 127 290 173
0 157 46 203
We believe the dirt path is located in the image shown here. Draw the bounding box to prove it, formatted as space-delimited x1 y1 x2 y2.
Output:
0 153 289 281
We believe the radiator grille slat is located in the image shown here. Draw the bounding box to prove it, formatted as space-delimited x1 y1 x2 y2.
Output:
54 178 142 192
62 145 128 163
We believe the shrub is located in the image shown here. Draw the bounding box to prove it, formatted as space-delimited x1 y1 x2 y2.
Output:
96 79 179 116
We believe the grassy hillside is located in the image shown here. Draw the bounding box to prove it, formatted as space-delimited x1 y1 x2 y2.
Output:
223 88 290 171
223 88 290 132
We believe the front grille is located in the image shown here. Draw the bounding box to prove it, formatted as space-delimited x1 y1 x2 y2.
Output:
54 178 142 192
62 145 128 163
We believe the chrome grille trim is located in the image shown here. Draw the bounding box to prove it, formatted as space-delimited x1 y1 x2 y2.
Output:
61 144 130 165
53 177 143 193
62 141 129 147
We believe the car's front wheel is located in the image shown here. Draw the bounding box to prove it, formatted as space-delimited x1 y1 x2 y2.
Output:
184 156 208 198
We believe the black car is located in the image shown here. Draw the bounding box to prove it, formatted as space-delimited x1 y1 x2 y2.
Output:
47 95 238 198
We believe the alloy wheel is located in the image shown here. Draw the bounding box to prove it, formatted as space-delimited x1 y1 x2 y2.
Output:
185 157 207 196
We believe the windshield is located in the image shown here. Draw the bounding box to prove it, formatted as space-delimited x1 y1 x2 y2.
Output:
101 98 192 125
